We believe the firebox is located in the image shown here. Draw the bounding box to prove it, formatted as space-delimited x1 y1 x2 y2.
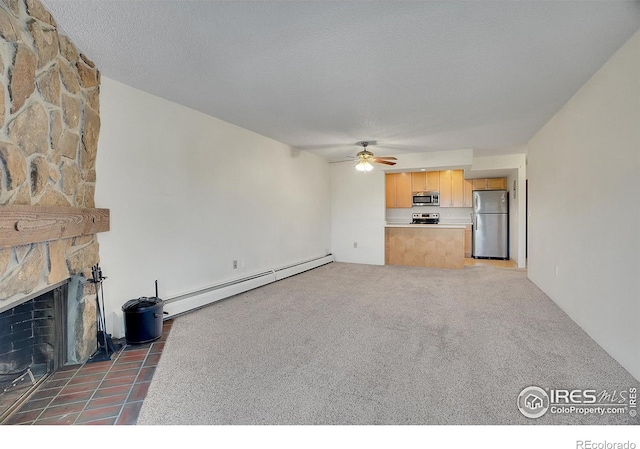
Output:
0 281 68 422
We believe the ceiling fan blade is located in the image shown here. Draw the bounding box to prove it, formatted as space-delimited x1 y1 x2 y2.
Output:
375 160 396 166
373 156 397 161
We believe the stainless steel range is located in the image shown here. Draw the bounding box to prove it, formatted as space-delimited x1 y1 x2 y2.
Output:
411 213 440 224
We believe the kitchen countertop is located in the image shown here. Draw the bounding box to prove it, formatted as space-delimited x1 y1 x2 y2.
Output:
385 223 468 229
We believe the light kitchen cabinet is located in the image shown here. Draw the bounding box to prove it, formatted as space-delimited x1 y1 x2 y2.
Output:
451 170 465 207
427 171 440 191
385 173 412 208
390 171 504 209
464 224 472 258
472 179 487 190
439 170 451 206
439 169 465 207
385 226 465 269
463 179 473 208
472 178 507 190
488 178 508 190
411 171 440 192
411 172 424 192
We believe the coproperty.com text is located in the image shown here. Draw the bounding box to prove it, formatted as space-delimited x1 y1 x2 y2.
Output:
551 405 627 416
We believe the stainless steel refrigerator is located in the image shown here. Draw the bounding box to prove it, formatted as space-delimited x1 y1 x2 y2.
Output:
472 190 508 259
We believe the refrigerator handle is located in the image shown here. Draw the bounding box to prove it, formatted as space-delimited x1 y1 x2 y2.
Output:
473 213 477 230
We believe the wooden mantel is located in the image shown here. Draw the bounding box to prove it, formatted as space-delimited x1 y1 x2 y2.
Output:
0 205 110 248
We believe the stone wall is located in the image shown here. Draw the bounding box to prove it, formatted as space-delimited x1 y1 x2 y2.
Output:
0 0 102 362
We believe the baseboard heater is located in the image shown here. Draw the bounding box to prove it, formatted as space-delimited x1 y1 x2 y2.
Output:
162 254 334 318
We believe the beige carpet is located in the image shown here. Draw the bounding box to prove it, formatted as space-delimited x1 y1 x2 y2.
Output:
137 262 639 425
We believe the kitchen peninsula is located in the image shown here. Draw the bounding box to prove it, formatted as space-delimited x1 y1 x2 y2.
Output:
385 224 466 269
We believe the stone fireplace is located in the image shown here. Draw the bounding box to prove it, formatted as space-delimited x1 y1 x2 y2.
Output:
0 0 107 417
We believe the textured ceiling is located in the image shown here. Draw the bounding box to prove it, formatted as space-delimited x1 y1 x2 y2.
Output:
41 1 640 162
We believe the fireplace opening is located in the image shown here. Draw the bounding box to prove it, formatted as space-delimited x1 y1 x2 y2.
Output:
0 281 68 421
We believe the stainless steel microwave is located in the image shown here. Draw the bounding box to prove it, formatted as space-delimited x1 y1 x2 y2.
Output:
412 191 440 206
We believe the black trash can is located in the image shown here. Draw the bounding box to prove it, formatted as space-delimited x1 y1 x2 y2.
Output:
122 297 164 344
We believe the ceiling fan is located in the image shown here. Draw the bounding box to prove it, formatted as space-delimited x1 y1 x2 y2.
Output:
354 141 397 172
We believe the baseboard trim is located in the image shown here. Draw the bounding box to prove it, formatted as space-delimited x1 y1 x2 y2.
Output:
162 254 334 318
274 254 334 281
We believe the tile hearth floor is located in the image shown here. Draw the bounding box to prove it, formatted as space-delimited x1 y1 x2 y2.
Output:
3 320 173 425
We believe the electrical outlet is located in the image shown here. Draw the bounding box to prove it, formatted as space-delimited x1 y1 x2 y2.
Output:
233 260 238 269
353 242 358 248
554 265 559 276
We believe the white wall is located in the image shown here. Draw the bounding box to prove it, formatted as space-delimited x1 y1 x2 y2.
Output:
388 149 474 172
528 30 640 380
95 77 331 337
330 161 386 264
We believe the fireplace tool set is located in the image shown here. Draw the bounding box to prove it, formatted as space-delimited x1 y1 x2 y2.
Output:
1 369 36 394
87 264 122 363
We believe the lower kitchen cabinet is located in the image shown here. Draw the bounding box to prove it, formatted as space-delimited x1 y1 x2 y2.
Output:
464 224 472 258
385 225 465 269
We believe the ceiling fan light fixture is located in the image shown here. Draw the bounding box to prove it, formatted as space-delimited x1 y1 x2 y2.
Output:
355 160 374 172
352 141 396 172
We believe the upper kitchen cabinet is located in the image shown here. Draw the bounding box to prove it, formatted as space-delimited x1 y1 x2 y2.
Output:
463 179 473 208
439 169 465 207
411 171 440 192
472 178 508 190
385 173 412 208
